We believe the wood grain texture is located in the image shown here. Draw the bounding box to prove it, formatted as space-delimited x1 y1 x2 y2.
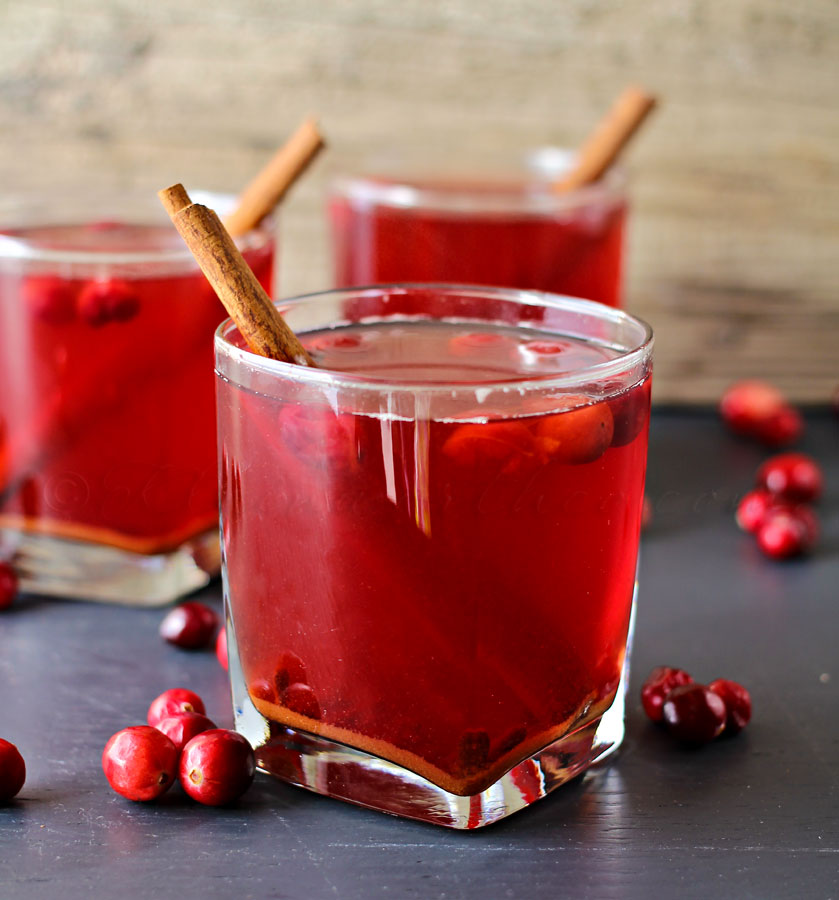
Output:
1 0 836 401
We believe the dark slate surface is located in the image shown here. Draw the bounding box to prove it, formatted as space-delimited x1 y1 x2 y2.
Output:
1 410 837 899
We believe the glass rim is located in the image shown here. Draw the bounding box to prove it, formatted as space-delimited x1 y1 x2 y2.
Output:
215 283 654 396
0 190 273 266
329 147 627 215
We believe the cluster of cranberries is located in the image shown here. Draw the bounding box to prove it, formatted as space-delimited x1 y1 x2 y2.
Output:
737 453 823 559
0 738 26 804
720 380 803 447
26 275 141 328
0 561 19 611
158 601 228 671
102 688 254 806
641 667 751 744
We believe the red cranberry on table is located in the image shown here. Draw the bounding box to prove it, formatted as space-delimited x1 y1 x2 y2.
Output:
159 601 219 649
156 712 217 755
102 726 179 802
719 380 803 446
756 453 823 504
736 489 774 534
0 562 18 610
0 739 26 804
708 679 752 735
756 506 818 559
147 688 207 727
216 628 228 671
179 729 255 806
661 684 728 744
641 666 694 722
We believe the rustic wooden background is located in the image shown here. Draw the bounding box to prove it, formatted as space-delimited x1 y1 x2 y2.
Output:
1 0 836 402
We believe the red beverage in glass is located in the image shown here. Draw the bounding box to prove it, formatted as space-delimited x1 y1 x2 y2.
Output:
0 196 274 603
218 286 652 828
329 151 626 308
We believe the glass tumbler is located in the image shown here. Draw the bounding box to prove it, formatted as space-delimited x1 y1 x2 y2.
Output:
0 192 275 604
217 284 652 828
329 149 627 308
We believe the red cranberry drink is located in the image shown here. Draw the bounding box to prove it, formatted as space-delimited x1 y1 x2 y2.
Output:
216 285 652 828
330 150 626 308
0 193 274 603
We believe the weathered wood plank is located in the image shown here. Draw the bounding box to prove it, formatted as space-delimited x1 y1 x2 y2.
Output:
0 0 836 401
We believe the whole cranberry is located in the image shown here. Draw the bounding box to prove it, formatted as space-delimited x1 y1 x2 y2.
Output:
179 729 255 806
736 489 774 533
216 628 228 671
719 380 785 436
662 684 727 744
147 688 206 727
757 453 823 503
534 398 615 465
159 601 218 649
24 276 77 325
640 666 694 722
0 562 18 610
753 405 804 447
78 279 141 326
273 651 308 694
102 726 179 801
719 380 803 446
0 739 26 804
282 682 321 720
708 679 752 735
156 712 217 755
756 506 818 559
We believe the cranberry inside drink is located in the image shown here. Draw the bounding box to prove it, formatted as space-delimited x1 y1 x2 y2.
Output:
330 170 626 307
0 220 273 557
220 304 650 799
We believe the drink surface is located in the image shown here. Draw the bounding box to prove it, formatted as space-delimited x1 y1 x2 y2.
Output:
330 177 626 307
221 319 650 795
0 221 274 553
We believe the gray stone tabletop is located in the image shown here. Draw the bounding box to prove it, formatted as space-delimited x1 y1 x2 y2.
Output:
1 410 837 899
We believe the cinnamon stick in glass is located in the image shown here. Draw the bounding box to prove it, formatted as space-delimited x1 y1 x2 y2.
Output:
225 116 325 237
553 86 657 192
159 184 314 366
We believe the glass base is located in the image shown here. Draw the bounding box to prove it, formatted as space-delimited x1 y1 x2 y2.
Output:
230 588 636 829
1 527 220 606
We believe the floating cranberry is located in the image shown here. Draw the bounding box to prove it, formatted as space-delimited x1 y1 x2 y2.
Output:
0 739 26 804
282 682 321 720
609 380 651 447
216 628 228 671
442 421 537 473
661 684 727 744
25 276 77 325
448 332 506 355
719 380 802 446
535 397 614 465
273 651 307 694
77 279 141 327
756 506 818 559
0 562 18 611
179 729 255 806
736 489 774 533
522 339 565 355
159 601 219 649
757 453 823 503
640 666 694 722
102 726 179 802
147 688 207 727
156 712 217 755
708 679 752 735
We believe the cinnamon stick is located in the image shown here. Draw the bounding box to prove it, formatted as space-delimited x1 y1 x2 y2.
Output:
225 116 325 237
159 184 315 366
553 86 657 192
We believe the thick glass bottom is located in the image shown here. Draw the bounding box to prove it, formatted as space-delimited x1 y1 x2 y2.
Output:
1 527 220 605
230 590 636 829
